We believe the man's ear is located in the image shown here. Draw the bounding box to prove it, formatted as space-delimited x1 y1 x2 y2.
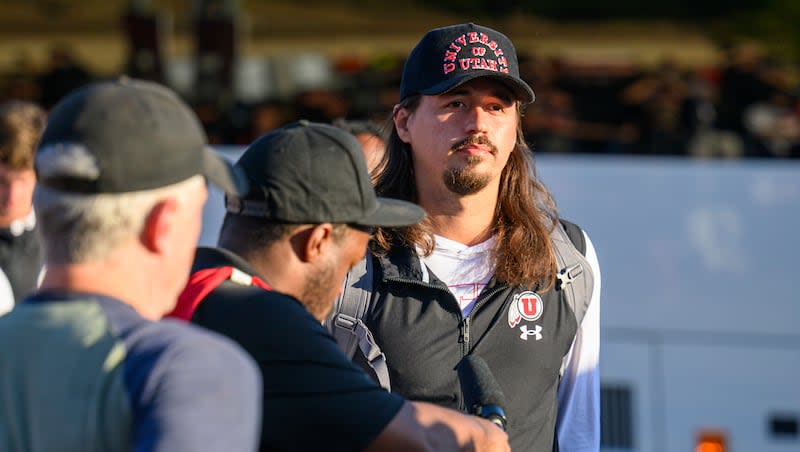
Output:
141 199 178 253
292 223 334 263
393 104 412 143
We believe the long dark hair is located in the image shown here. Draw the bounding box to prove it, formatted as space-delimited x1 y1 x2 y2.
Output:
372 95 560 290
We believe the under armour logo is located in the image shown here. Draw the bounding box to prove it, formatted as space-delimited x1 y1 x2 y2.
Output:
519 324 543 341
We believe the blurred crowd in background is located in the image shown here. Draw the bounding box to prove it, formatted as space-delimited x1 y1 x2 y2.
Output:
2 7 799 159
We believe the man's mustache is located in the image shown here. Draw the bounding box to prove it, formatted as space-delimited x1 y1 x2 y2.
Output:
451 135 498 155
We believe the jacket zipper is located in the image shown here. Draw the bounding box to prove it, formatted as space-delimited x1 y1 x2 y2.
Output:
459 317 471 354
458 286 506 411
461 286 506 353
385 275 509 412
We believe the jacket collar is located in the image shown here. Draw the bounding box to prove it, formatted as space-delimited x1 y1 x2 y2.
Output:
192 246 265 281
374 242 509 293
375 244 426 281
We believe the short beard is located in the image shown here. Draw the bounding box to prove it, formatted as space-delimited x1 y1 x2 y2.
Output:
444 155 490 195
300 262 337 321
443 135 497 195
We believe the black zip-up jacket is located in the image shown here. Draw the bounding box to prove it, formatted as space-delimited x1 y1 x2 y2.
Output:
364 245 579 452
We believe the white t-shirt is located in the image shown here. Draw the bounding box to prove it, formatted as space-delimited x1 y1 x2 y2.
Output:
419 235 495 316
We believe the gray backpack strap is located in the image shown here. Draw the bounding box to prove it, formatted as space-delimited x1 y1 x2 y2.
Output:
325 255 391 391
552 220 595 376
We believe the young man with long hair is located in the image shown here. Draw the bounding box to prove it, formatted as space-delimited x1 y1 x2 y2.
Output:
342 23 602 451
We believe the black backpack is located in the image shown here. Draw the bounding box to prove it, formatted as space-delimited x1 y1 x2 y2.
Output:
325 219 595 391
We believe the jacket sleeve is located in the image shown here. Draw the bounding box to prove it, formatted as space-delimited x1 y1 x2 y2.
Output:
556 229 601 452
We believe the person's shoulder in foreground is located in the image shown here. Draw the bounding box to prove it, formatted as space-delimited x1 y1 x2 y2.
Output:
1 291 261 452
0 77 261 452
175 120 510 452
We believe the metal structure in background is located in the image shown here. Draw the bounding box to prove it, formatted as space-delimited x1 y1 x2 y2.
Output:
192 0 239 107
121 0 167 84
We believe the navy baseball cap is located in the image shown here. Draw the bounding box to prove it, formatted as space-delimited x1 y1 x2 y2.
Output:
226 120 425 228
35 77 249 196
400 23 535 103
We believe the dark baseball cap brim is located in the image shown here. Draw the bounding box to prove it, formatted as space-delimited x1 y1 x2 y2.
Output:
353 197 426 228
202 147 250 196
420 71 535 104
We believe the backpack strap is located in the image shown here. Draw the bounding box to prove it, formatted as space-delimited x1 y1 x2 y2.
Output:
168 266 271 321
559 219 586 255
552 219 595 377
326 255 391 391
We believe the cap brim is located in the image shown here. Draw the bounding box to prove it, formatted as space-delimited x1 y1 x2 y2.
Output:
355 197 426 227
202 147 250 196
420 72 535 104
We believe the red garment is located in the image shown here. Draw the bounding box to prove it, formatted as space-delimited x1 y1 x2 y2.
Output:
168 266 270 321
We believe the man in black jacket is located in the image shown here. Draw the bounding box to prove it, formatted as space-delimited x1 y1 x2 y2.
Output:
340 23 602 451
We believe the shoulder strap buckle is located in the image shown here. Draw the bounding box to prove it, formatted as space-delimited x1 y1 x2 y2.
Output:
556 262 583 290
328 255 392 391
